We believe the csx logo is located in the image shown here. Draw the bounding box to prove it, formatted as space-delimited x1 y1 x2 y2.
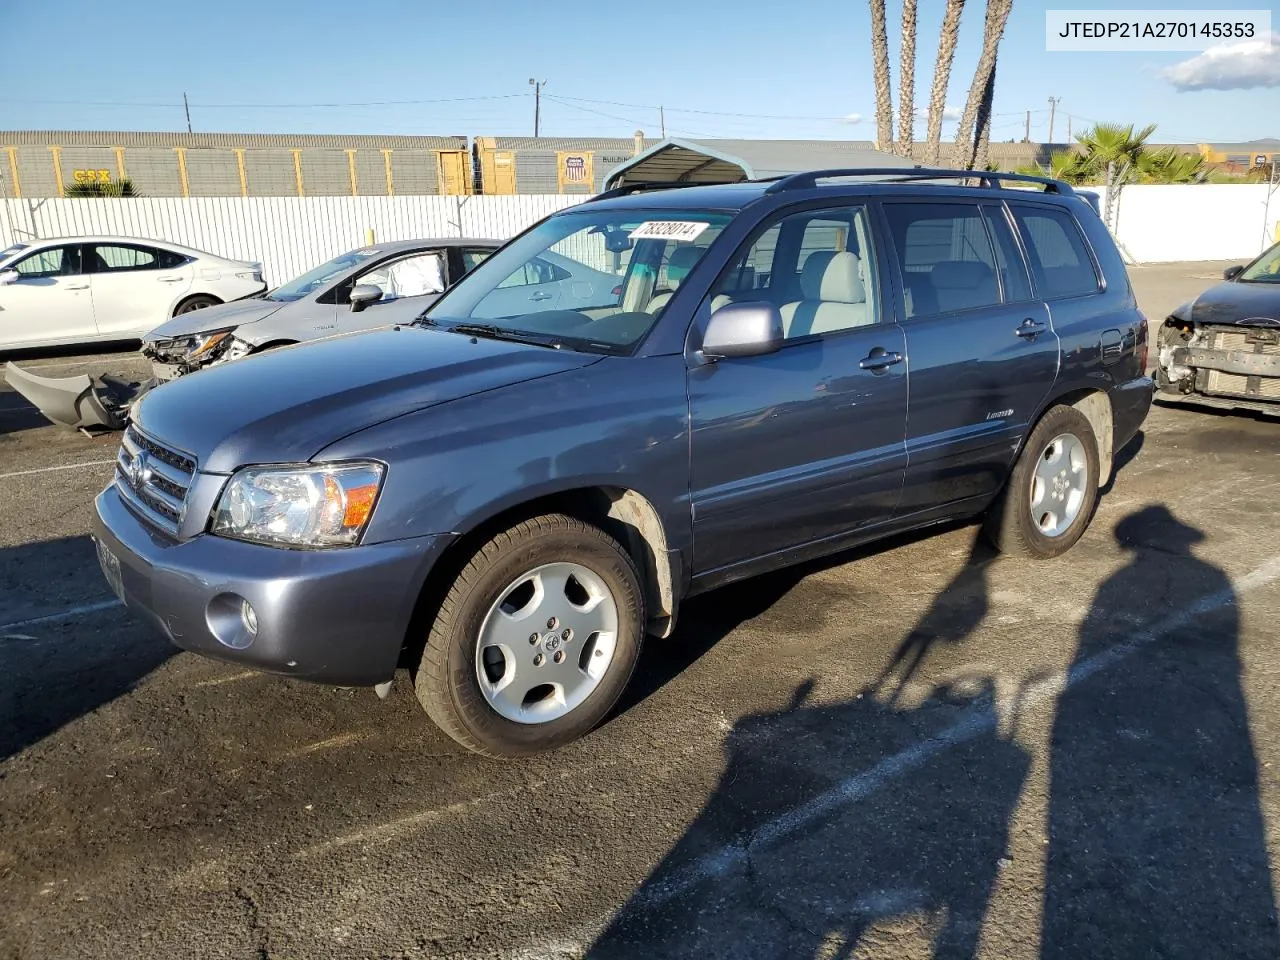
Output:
72 169 112 185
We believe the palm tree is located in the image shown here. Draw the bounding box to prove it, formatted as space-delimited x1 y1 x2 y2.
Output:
869 0 894 150
954 0 1014 170
1075 122 1156 225
1137 147 1206 184
895 0 918 156
925 0 967 166
64 177 139 198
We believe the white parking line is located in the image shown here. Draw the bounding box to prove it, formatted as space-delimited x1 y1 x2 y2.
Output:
20 357 147 371
512 552 1280 957
0 459 116 480
0 599 123 634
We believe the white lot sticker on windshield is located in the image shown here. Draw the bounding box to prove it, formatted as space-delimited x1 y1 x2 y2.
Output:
628 221 711 242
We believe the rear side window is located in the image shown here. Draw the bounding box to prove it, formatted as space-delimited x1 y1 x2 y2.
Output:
982 205 1032 303
88 244 159 273
1009 204 1100 300
156 249 190 269
883 202 1002 318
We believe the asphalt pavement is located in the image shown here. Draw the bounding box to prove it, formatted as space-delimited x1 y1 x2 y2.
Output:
2 263 1279 960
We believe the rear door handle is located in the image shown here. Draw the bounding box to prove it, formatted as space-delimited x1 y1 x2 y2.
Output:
1016 318 1048 339
157 275 185 282
859 348 904 371
529 291 553 302
63 283 89 290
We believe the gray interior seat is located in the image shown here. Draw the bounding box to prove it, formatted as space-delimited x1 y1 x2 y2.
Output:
647 246 705 313
931 260 999 314
780 251 871 337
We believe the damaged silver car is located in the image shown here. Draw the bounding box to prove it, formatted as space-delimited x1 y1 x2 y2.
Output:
4 237 501 431
1156 240 1280 418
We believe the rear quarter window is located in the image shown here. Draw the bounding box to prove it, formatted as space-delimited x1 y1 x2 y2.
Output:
1009 204 1101 300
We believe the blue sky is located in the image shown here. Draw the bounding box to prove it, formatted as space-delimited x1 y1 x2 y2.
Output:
2 0 1275 143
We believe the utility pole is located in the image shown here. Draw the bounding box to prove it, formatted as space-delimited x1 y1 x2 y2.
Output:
1048 96 1061 143
528 79 546 137
659 105 666 138
183 92 192 133
1024 110 1031 143
1067 115 1072 141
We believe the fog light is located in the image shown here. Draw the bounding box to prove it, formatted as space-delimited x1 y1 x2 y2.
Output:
241 599 259 636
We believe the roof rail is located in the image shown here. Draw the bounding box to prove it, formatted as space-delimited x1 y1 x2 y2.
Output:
589 180 718 202
764 167 1075 195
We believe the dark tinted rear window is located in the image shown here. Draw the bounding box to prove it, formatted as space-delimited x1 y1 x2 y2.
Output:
1009 204 1100 300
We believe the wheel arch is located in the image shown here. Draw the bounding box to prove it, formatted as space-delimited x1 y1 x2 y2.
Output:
170 291 224 317
406 485 680 669
1037 386 1114 487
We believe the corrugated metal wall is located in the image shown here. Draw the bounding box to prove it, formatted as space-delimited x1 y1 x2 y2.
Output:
0 196 583 286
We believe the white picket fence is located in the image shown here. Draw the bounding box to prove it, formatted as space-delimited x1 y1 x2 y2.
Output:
0 195 583 287
2 185 1277 284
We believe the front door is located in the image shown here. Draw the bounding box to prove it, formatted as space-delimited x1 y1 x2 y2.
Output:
688 202 909 577
334 250 449 332
85 242 193 337
0 244 95 346
879 200 1061 515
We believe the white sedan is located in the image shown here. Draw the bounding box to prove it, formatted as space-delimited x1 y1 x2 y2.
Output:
0 236 266 351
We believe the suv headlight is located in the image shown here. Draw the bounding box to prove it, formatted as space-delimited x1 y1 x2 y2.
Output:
211 462 385 547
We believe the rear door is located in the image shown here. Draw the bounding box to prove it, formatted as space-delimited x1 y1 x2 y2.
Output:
0 244 95 346
880 200 1059 515
688 201 909 577
470 257 568 318
85 243 192 336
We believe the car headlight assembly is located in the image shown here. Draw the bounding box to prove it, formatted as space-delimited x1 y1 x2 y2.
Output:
211 462 385 548
183 328 237 362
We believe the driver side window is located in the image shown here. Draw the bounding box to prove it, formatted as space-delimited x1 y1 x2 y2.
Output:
13 246 80 279
356 252 445 302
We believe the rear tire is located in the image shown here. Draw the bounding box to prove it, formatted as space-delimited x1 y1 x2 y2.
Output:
983 405 1100 559
173 294 221 316
415 514 645 758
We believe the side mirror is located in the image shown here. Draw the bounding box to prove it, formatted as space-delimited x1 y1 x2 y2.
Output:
0 268 18 285
349 283 383 312
1223 265 1245 281
700 301 784 360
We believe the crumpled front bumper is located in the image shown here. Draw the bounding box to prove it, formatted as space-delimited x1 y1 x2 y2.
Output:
3 361 154 431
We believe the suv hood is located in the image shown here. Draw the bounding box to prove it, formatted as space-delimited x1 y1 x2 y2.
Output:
131 327 604 474
145 297 286 341
1188 280 1280 327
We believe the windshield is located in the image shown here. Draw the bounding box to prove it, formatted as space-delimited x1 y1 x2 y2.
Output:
1239 241 1280 283
266 248 381 302
425 208 732 352
0 243 28 266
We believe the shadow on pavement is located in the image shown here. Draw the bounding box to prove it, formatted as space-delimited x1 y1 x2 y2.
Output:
593 532 1030 959
1041 505 1278 958
0 536 173 763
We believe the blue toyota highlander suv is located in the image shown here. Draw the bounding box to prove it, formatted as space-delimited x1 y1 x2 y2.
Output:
92 169 1152 757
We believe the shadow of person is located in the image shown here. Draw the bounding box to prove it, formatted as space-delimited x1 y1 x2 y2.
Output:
591 536 1030 960
1041 505 1278 959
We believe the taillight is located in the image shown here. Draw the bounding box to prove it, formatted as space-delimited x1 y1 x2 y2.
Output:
611 284 622 296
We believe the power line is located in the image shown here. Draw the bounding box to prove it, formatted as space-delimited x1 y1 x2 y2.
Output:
5 93 531 108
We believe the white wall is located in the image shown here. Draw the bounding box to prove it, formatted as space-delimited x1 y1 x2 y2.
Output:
0 195 583 286
2 187 1277 279
1093 184 1278 263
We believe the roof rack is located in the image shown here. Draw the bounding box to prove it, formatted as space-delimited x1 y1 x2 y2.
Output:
590 180 720 202
764 167 1075 195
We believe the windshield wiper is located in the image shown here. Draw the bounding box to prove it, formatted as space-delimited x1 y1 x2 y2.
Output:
445 322 562 349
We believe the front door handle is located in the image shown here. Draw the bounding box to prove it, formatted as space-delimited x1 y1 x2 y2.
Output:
859 348 904 371
1016 318 1049 339
529 291 553 302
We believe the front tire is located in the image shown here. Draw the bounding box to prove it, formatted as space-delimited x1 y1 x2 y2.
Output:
415 514 645 758
983 405 1100 559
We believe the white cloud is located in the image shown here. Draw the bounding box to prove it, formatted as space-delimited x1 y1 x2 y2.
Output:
1162 32 1280 91
839 113 865 124
943 105 963 121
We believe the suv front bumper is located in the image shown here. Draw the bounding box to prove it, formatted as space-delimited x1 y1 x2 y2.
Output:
92 485 448 686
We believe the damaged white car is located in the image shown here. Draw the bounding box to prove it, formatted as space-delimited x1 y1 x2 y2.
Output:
4 238 501 431
1156 240 1280 418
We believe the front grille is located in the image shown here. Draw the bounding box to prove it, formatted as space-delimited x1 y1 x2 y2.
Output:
114 426 197 535
1203 327 1280 400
